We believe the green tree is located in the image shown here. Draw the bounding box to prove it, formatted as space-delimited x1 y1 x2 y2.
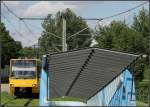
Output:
0 22 22 68
39 8 92 53
95 8 149 82
132 8 149 54
19 47 35 58
131 8 149 82
95 21 144 53
95 21 146 81
131 8 149 103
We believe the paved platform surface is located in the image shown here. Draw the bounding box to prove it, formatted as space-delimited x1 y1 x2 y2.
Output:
1 84 9 92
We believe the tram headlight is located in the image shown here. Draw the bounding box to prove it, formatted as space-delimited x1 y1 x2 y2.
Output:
32 84 37 87
10 84 14 87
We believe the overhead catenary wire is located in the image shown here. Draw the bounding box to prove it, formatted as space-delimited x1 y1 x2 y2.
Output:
101 1 148 21
1 1 148 49
3 3 44 47
2 1 148 31
19 20 61 44
2 1 148 26
16 1 148 22
21 20 39 38
2 2 21 19
66 1 148 40
22 21 62 39
2 2 39 39
67 27 89 40
95 1 148 30
1 2 33 45
1 14 24 37
2 14 33 44
1 3 33 45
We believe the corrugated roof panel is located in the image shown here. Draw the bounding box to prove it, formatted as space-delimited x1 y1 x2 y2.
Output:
48 48 92 98
47 48 139 100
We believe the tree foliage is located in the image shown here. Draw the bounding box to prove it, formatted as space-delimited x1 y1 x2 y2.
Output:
19 47 35 58
132 8 149 54
95 8 149 81
0 22 22 68
95 21 145 54
39 8 92 53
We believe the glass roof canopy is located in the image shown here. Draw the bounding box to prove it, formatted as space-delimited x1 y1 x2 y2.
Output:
47 48 140 101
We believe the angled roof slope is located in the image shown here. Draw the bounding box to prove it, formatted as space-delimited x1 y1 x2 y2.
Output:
47 48 140 100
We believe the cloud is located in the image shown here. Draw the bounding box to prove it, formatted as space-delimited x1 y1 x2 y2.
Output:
9 27 41 47
3 1 20 8
91 39 98 47
87 19 112 30
2 1 27 19
24 1 78 17
100 20 112 27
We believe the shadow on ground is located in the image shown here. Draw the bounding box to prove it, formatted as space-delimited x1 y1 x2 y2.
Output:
15 93 39 99
1 91 39 106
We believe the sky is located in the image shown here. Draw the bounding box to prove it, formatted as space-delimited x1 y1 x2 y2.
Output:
1 1 149 47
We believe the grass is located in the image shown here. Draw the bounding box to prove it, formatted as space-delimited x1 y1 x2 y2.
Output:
143 65 149 80
136 101 148 106
5 99 29 106
49 96 86 103
1 91 16 105
28 99 39 106
0 91 39 106
1 92 149 106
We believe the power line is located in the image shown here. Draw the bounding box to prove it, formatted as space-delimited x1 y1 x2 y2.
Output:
20 17 103 21
20 1 148 49
95 1 148 30
2 2 39 39
2 1 147 27
2 1 148 22
22 20 38 38
17 1 148 22
67 27 89 40
2 1 148 49
26 21 62 39
2 2 20 19
1 14 24 37
13 1 148 40
2 2 34 40
2 2 65 50
100 1 148 21
20 17 46 20
22 21 43 31
2 14 34 44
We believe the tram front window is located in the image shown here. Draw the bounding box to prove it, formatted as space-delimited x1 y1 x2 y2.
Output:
11 71 36 79
11 60 36 79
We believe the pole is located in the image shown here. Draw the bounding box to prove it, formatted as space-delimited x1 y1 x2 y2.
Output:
148 2 150 107
62 18 67 52
33 44 36 58
37 39 39 59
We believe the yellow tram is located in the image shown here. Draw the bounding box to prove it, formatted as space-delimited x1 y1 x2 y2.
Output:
9 59 40 95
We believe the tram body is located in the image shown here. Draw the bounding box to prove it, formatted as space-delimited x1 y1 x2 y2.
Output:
9 59 40 95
